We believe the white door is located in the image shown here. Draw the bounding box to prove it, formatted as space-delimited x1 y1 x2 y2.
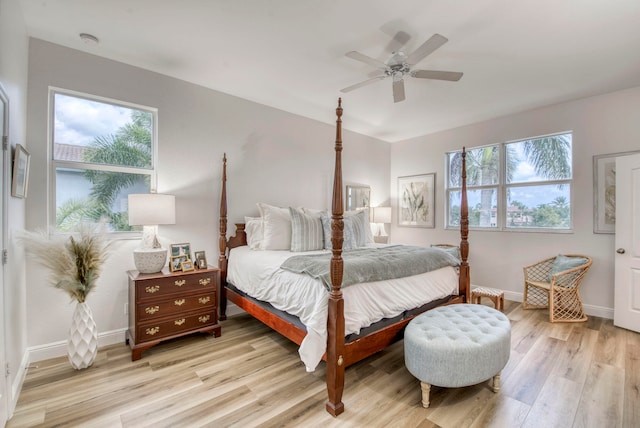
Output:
614 153 640 332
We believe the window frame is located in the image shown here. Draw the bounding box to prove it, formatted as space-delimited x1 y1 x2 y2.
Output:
48 87 159 236
445 131 574 233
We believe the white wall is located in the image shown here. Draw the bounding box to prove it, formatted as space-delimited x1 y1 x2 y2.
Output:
0 0 30 416
25 39 390 359
390 86 640 317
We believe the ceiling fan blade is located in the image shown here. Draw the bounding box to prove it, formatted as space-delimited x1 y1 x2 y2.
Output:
392 78 406 103
345 51 388 70
411 69 463 81
340 75 386 93
385 30 411 53
406 33 448 65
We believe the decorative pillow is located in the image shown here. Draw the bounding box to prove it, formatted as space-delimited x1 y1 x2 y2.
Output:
244 216 263 250
321 211 358 250
346 209 372 247
548 254 588 281
301 207 324 218
257 202 292 250
289 207 324 252
431 244 460 262
360 208 375 245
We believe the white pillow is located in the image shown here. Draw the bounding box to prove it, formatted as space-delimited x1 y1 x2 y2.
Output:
244 216 263 250
257 202 292 250
289 207 324 252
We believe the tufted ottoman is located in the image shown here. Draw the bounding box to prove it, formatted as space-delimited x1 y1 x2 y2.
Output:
404 304 511 408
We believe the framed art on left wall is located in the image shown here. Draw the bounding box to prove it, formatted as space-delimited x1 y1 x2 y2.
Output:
11 144 30 198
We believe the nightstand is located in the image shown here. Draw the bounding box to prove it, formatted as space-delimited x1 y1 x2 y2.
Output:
126 267 221 361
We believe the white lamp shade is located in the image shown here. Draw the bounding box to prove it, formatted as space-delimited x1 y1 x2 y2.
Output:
373 206 392 224
128 193 176 226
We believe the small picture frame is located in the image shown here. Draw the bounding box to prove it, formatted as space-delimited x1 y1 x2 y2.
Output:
170 255 188 272
11 144 31 199
194 251 207 269
181 260 194 272
170 243 192 260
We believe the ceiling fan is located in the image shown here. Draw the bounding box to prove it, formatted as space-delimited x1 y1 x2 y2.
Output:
340 33 463 103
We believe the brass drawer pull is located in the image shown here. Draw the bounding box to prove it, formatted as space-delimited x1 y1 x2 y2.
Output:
145 306 160 315
199 278 211 286
174 279 186 287
198 315 210 323
145 285 160 294
198 296 210 304
174 299 185 306
174 318 186 326
145 327 160 336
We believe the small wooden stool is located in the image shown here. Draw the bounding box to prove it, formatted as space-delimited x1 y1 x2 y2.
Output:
472 286 505 311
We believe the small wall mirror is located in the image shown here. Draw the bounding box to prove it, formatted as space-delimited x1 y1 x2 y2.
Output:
346 185 370 212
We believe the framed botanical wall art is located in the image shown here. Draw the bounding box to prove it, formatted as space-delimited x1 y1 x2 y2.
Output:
398 173 435 228
593 150 640 233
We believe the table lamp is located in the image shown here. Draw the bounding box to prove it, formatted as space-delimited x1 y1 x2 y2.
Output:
128 193 176 273
373 206 392 242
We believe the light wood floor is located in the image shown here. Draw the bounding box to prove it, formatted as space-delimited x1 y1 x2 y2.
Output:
7 301 640 428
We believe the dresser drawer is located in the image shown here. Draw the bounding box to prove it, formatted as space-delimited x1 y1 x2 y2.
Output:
136 309 216 343
136 291 216 321
135 271 217 300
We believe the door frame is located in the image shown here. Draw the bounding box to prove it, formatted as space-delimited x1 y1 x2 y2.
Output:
0 81 9 425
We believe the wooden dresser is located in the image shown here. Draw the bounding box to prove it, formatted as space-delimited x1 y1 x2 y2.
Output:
126 267 221 360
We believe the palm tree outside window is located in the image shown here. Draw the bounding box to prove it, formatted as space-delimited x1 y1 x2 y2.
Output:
447 132 572 231
51 89 156 233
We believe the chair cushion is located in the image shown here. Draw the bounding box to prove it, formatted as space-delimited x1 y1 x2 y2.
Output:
548 255 588 281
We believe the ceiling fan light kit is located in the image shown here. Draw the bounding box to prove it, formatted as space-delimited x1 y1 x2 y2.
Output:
341 33 463 103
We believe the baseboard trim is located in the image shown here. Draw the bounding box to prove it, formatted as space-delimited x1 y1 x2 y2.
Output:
8 351 29 418
26 328 127 364
502 290 613 319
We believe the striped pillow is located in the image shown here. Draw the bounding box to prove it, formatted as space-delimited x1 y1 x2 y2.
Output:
289 207 324 252
321 211 358 250
347 209 369 247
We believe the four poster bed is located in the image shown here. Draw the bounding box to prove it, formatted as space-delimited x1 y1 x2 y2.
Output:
218 99 470 416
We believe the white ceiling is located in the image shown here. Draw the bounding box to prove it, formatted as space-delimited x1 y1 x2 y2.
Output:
19 0 640 143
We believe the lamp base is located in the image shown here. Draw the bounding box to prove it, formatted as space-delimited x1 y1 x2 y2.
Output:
133 248 167 274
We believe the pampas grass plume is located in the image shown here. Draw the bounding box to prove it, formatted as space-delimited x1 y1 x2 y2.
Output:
18 222 110 303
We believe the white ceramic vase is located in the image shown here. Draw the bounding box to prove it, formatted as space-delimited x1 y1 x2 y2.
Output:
67 302 98 370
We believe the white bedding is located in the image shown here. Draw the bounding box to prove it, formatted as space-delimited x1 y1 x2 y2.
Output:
226 245 458 372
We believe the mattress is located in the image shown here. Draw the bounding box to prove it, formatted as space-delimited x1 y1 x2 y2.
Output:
226 245 458 372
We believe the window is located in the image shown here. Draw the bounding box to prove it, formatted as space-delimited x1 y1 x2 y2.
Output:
51 89 157 232
446 132 572 231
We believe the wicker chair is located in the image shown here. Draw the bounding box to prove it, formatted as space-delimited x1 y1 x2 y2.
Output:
523 254 592 322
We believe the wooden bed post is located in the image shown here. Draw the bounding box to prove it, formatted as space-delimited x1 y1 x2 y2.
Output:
326 98 346 417
219 153 228 320
459 147 471 303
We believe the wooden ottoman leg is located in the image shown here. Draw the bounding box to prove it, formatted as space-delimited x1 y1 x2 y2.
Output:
490 372 501 392
420 382 432 408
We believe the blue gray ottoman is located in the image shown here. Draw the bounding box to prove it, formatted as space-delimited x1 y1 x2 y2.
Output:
404 304 511 408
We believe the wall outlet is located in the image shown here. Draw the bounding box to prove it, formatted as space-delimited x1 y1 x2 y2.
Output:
124 303 128 315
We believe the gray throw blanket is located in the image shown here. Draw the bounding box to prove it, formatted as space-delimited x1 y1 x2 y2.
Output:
280 245 459 290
